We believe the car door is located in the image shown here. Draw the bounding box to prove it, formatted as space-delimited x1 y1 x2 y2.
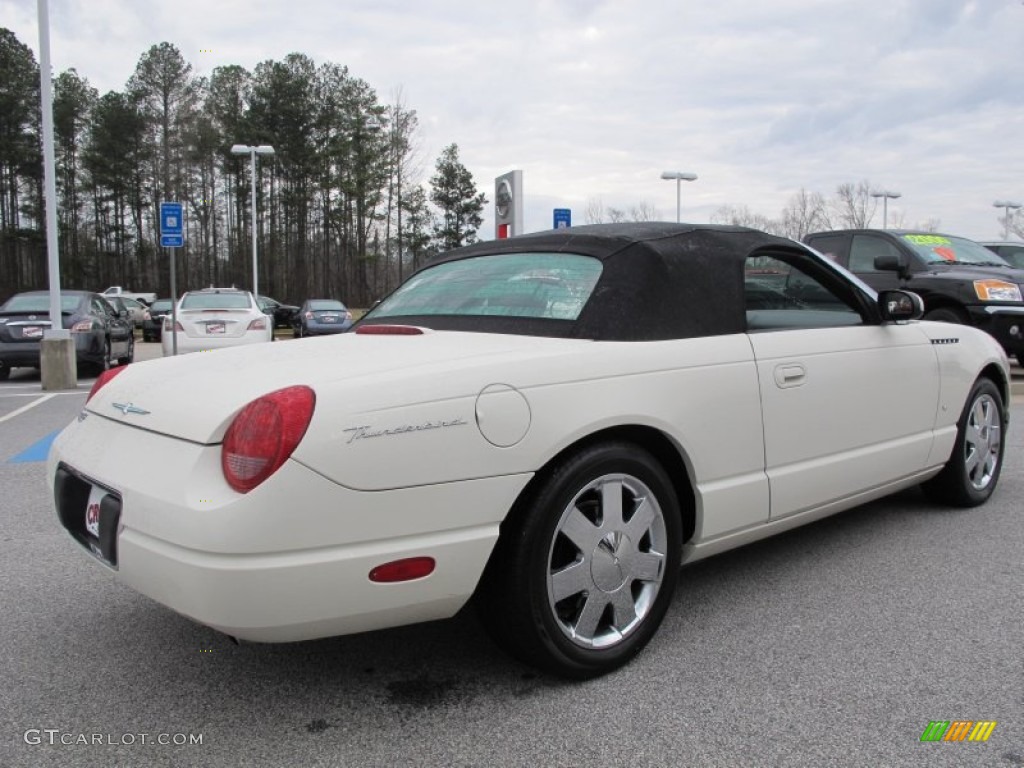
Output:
744 249 940 519
845 233 907 292
95 297 131 355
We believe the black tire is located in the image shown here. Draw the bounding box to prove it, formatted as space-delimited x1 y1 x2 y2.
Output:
87 341 111 377
117 335 134 366
0 365 10 381
923 306 968 324
921 378 1005 507
476 441 682 679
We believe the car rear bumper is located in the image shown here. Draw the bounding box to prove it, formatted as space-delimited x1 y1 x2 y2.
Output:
48 414 528 642
114 520 496 642
303 322 353 335
0 333 106 368
966 305 1024 354
161 332 271 355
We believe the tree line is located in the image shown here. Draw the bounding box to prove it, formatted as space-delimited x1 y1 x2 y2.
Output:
0 28 486 306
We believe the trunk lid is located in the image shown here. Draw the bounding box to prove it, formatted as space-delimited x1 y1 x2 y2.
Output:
86 330 586 443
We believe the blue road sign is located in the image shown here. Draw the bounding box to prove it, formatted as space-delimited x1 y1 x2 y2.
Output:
554 208 571 229
160 202 183 248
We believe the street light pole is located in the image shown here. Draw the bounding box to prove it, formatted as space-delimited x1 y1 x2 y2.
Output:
660 171 698 222
870 190 901 229
230 144 275 297
993 200 1022 240
37 0 76 389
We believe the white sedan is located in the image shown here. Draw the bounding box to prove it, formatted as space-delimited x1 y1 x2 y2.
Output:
161 287 273 356
49 223 1010 678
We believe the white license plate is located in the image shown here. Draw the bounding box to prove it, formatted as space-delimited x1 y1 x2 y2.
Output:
22 326 43 338
206 322 226 335
321 315 338 322
85 484 106 538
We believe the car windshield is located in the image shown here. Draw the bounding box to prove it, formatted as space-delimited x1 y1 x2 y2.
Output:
308 300 346 311
1 294 81 313
901 233 1011 266
181 292 251 310
368 252 603 321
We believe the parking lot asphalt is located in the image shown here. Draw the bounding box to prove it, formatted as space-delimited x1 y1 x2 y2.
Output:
1 341 1022 767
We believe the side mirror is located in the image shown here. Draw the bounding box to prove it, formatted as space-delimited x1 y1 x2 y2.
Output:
878 290 923 322
874 254 910 280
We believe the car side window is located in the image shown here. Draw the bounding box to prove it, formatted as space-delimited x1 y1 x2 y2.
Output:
745 254 865 332
848 235 902 273
92 298 112 317
805 234 848 265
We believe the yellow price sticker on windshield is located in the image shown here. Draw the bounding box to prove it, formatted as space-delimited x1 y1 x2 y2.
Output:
904 234 951 246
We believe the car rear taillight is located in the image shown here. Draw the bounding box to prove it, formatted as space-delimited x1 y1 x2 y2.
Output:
221 386 315 493
247 317 268 331
86 366 130 402
71 320 94 332
304 311 313 319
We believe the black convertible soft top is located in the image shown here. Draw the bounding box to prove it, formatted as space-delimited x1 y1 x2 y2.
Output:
366 223 807 341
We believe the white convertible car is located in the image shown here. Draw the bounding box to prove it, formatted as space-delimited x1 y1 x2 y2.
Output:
49 223 1010 678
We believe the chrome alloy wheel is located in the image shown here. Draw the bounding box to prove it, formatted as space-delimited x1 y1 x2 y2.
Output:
964 393 1001 491
546 473 668 649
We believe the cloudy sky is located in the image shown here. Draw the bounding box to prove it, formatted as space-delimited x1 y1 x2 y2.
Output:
4 0 1023 240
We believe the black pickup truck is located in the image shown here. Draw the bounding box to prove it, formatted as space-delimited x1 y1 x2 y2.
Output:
804 229 1024 365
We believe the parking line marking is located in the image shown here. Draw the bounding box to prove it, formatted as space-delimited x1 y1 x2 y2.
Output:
0 393 86 423
0 394 60 423
1 392 88 399
7 429 61 463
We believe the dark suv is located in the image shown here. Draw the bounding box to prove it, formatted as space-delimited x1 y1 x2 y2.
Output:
804 229 1024 365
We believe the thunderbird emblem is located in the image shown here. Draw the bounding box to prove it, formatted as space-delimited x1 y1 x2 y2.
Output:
111 402 151 416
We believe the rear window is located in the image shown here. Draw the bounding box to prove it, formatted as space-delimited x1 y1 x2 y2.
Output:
308 300 346 311
369 252 602 321
149 300 173 313
180 292 252 310
1 294 81 313
901 234 1010 266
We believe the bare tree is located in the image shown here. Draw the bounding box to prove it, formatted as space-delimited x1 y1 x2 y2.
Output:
779 188 828 239
584 197 605 224
628 201 658 222
999 210 1023 240
710 204 780 234
831 180 876 229
584 197 658 224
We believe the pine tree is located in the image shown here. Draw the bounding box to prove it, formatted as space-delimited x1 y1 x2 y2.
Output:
429 143 486 251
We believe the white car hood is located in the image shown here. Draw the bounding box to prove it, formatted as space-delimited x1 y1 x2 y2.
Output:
86 331 589 444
